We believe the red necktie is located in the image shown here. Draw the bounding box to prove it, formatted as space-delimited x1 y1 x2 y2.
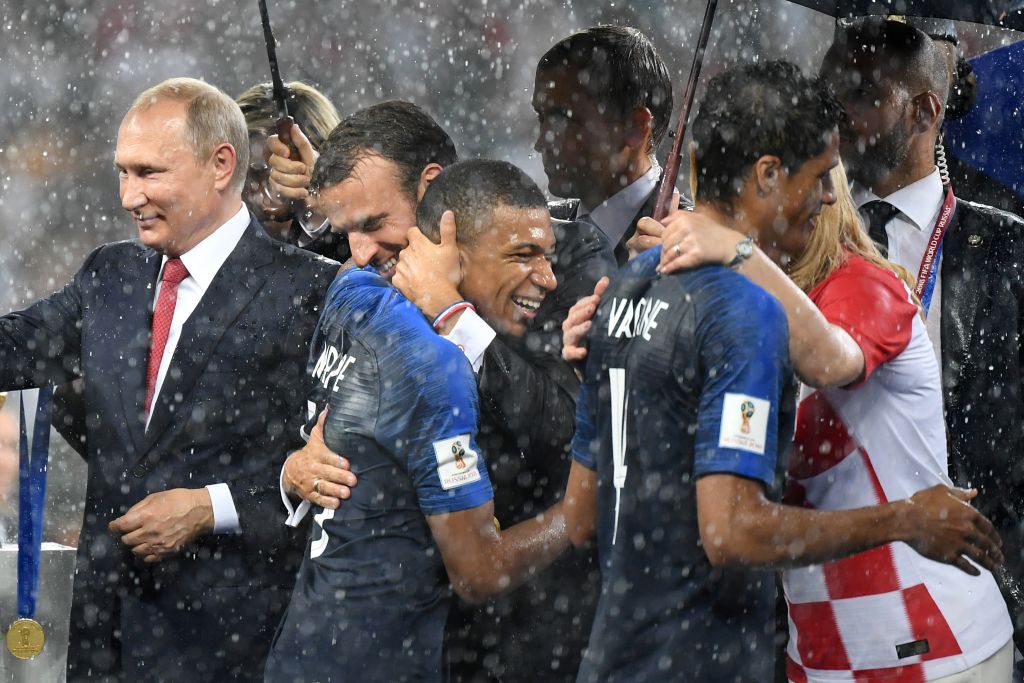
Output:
145 258 189 414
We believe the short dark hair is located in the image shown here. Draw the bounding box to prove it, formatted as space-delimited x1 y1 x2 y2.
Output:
310 100 458 202
692 60 844 209
537 26 673 151
415 160 547 245
825 18 950 109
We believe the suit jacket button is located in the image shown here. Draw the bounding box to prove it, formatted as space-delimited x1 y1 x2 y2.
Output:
967 234 983 247
131 464 147 478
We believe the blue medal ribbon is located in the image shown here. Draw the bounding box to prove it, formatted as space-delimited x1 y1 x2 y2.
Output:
17 388 53 619
913 187 957 319
919 241 944 316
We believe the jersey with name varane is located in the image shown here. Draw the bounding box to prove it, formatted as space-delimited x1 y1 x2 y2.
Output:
572 247 795 683
264 268 493 683
782 256 1011 683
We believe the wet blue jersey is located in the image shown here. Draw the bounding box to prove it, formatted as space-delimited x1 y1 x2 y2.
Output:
572 247 795 683
265 268 493 683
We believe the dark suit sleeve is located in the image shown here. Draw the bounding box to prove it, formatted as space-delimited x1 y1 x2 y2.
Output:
0 246 102 391
222 283 324 540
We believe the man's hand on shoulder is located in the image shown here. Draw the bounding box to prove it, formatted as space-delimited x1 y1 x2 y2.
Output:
108 488 216 564
895 484 1003 576
562 276 609 362
393 211 463 325
283 410 357 510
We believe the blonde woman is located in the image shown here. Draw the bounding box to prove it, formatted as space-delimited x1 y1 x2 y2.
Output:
657 161 1014 681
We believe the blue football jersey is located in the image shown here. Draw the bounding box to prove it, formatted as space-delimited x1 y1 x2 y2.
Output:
572 247 795 683
265 268 493 683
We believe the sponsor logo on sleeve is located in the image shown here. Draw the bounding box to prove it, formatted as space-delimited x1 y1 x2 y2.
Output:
718 393 770 454
433 435 482 490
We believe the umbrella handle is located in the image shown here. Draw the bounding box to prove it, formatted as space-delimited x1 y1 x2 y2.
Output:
654 0 719 221
276 115 295 147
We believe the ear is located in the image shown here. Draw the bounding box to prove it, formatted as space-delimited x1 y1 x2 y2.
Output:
416 163 445 202
913 91 944 135
625 106 654 151
211 143 238 192
752 155 783 197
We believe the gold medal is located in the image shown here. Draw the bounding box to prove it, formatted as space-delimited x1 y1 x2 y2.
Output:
6 618 45 659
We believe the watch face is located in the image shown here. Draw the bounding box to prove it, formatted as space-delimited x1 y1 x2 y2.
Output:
737 239 753 257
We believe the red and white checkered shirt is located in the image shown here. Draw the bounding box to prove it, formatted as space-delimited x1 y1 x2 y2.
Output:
782 256 1011 683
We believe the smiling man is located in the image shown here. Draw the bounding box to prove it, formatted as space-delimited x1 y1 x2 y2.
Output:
305 100 457 280
0 78 338 681
268 161 573 683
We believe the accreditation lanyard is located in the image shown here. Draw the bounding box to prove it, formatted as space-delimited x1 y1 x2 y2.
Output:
913 187 957 318
17 388 52 619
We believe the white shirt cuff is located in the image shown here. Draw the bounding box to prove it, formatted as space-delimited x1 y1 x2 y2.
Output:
442 309 496 373
206 483 241 534
280 464 311 527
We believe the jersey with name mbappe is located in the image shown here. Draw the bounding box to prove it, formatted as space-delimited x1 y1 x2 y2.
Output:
572 247 795 683
265 268 493 683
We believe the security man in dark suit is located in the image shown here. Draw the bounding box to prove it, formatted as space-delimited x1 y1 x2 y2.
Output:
533 25 690 266
0 77 337 681
822 18 1024 651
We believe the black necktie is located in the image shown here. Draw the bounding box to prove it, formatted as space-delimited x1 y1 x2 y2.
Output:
860 201 901 258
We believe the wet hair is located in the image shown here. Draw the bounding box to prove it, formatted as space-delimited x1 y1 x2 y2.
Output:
825 18 950 113
537 25 673 152
788 161 915 294
691 60 844 210
236 81 340 150
309 101 458 203
129 77 249 192
415 160 547 245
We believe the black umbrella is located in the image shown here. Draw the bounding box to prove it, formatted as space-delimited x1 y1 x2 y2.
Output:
257 0 294 145
652 0 1023 219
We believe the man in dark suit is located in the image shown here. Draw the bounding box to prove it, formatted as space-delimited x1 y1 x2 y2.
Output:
0 77 337 681
533 26 688 266
821 18 1024 651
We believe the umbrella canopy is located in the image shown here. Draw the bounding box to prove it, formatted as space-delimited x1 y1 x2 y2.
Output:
654 0 1022 218
786 1 1012 26
944 40 1024 209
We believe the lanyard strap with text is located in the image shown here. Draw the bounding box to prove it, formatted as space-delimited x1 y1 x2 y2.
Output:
17 388 52 619
914 186 957 317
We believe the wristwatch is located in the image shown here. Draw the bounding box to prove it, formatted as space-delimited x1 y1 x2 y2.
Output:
727 236 754 269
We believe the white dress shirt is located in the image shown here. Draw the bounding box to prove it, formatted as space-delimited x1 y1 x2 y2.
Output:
853 168 945 365
580 164 660 248
150 203 250 533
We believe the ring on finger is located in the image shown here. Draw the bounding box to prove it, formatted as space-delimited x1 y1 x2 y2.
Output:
312 478 322 496
673 243 683 257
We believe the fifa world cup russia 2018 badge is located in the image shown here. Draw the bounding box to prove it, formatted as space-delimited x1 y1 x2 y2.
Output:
740 400 756 434
452 442 468 469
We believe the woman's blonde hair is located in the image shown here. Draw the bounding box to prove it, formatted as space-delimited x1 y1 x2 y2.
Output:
788 161 916 294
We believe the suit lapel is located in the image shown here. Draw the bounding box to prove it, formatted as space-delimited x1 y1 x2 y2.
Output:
614 187 660 266
140 222 272 455
116 248 162 454
940 205 982 390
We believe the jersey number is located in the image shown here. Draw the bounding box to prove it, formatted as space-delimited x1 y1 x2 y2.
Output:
609 368 628 545
310 507 335 559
